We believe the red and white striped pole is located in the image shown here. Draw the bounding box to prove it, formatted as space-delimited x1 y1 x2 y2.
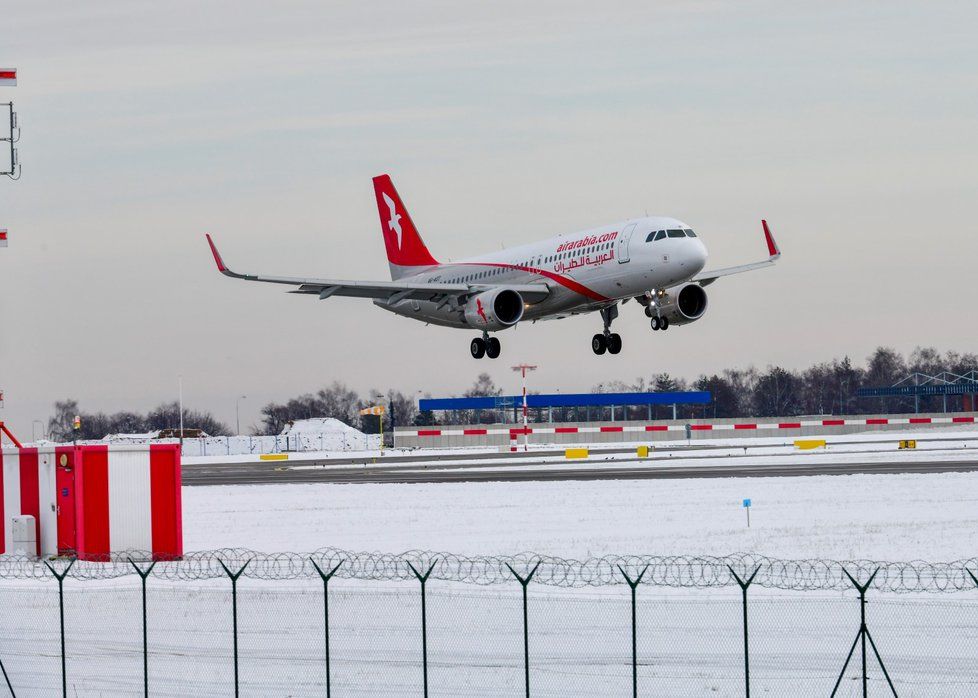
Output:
511 364 538 452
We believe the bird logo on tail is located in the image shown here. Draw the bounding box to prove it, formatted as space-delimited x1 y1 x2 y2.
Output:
382 192 403 249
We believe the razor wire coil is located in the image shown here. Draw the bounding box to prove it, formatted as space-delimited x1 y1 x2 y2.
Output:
2 549 978 593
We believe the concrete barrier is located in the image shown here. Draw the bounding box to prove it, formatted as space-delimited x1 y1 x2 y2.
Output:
393 412 976 449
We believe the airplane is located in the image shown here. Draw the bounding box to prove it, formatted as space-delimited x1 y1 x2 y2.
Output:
205 174 780 359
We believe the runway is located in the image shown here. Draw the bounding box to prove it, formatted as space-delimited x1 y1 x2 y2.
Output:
183 446 978 486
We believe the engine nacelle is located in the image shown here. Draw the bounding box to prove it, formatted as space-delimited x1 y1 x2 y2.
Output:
656 283 708 326
464 288 525 330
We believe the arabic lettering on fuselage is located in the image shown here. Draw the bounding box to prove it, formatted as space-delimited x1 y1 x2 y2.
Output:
554 250 616 275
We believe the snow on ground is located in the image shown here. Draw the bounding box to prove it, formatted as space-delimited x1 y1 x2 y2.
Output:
5 434 978 696
184 469 978 561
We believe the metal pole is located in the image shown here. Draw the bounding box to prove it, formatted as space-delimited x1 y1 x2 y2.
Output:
236 395 246 435
618 565 649 698
218 560 251 698
727 566 760 698
408 561 438 698
0 651 14 698
511 365 537 452
178 375 184 450
44 559 76 698
311 559 343 697
522 368 528 451
128 559 157 698
506 562 541 698
831 568 896 697
860 584 868 698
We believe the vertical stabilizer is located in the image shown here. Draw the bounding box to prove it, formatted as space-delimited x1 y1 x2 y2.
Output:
372 174 440 280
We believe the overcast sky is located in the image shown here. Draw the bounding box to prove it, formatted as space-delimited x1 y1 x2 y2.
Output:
1 1 976 437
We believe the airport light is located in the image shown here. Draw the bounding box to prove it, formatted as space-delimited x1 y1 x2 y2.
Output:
511 364 538 451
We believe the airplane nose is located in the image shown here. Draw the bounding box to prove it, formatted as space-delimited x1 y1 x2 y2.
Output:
691 240 708 273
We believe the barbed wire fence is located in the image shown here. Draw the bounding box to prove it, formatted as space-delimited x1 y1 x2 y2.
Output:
3 548 978 592
3 550 978 696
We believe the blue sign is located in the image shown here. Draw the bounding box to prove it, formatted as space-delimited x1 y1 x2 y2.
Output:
742 498 751 508
61 488 69 497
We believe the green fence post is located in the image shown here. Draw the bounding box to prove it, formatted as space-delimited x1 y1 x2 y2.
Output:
727 565 761 698
217 559 251 698
407 560 439 698
830 567 897 697
506 561 541 698
310 558 344 698
618 565 649 698
43 558 76 698
128 558 157 698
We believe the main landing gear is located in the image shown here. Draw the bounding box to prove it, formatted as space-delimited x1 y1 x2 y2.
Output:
650 316 670 331
592 305 622 355
471 332 501 359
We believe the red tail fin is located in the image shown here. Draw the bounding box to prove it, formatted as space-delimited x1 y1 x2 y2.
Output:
372 174 439 279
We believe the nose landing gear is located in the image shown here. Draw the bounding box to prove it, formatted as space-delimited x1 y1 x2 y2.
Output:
643 290 670 331
592 305 622 355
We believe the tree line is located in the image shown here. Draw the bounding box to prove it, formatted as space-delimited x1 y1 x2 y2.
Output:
47 399 232 442
48 346 975 438
256 346 975 429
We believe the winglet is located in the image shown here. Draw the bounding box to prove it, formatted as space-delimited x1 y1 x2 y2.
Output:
205 234 230 274
761 220 781 259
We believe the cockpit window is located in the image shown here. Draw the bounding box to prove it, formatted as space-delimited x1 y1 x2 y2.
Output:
666 229 686 238
645 232 655 242
654 230 666 241
685 229 696 237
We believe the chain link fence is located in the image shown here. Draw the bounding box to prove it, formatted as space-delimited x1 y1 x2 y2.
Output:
2 550 978 696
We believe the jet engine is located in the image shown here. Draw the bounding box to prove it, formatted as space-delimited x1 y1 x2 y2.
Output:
464 288 525 330
655 283 708 325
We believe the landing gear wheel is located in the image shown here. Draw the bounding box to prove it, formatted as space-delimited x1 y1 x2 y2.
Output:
486 337 501 359
660 317 670 331
650 317 660 331
470 338 486 359
591 333 607 355
607 333 622 354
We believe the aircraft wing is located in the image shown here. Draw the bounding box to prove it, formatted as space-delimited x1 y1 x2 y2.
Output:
691 220 781 287
205 235 551 303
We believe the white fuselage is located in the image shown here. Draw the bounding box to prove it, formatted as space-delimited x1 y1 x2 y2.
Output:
375 216 709 328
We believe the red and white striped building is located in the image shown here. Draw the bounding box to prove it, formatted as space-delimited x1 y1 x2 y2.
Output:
0 444 182 560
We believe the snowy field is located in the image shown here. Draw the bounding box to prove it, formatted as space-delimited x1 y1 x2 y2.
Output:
4 430 978 696
185 468 978 561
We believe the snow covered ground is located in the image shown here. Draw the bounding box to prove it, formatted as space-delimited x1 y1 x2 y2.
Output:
4 430 978 696
184 468 978 562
